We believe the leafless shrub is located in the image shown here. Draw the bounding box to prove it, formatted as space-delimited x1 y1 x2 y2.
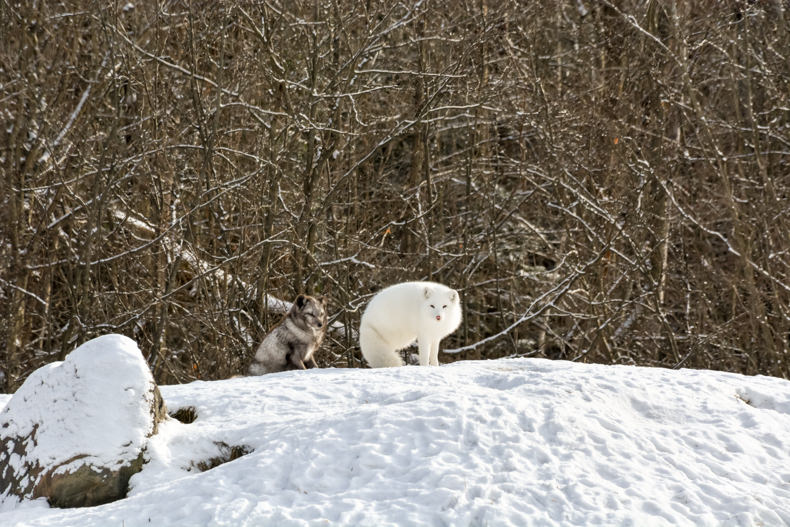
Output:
1 0 789 390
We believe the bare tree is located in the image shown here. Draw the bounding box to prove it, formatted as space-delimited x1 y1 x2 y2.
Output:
2 0 789 391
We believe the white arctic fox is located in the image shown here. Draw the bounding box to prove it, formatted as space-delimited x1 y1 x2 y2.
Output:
359 281 462 367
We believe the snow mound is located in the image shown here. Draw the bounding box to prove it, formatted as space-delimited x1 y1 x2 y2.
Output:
2 356 790 525
0 334 161 502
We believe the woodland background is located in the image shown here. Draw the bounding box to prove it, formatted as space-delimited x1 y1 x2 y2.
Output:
1 0 789 391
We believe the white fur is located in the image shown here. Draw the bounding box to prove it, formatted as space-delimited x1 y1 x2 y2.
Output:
359 281 462 367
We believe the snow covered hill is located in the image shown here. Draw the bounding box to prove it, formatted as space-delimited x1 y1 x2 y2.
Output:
2 356 790 526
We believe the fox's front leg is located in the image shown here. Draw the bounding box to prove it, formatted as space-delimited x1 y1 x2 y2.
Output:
429 340 440 366
417 335 431 366
286 348 307 370
293 357 307 370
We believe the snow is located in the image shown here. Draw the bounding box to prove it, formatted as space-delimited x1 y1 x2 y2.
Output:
3 345 790 526
0 334 158 485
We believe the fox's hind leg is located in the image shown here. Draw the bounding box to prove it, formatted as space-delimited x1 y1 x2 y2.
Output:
360 324 404 368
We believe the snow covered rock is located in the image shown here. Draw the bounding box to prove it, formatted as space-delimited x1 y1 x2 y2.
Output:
0 334 166 508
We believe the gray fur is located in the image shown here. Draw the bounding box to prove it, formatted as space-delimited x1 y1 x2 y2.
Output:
248 294 328 375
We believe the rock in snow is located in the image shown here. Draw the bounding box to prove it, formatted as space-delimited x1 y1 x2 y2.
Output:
0 335 166 508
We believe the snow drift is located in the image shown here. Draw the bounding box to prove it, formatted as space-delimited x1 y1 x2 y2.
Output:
2 344 790 526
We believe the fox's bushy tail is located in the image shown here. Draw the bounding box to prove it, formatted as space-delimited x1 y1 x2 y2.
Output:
359 324 404 368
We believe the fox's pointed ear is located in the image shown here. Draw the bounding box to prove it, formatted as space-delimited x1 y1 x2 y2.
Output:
315 295 327 305
423 287 432 299
295 294 306 309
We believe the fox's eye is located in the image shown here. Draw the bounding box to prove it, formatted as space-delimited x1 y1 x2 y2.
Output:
430 305 435 308
442 305 447 309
